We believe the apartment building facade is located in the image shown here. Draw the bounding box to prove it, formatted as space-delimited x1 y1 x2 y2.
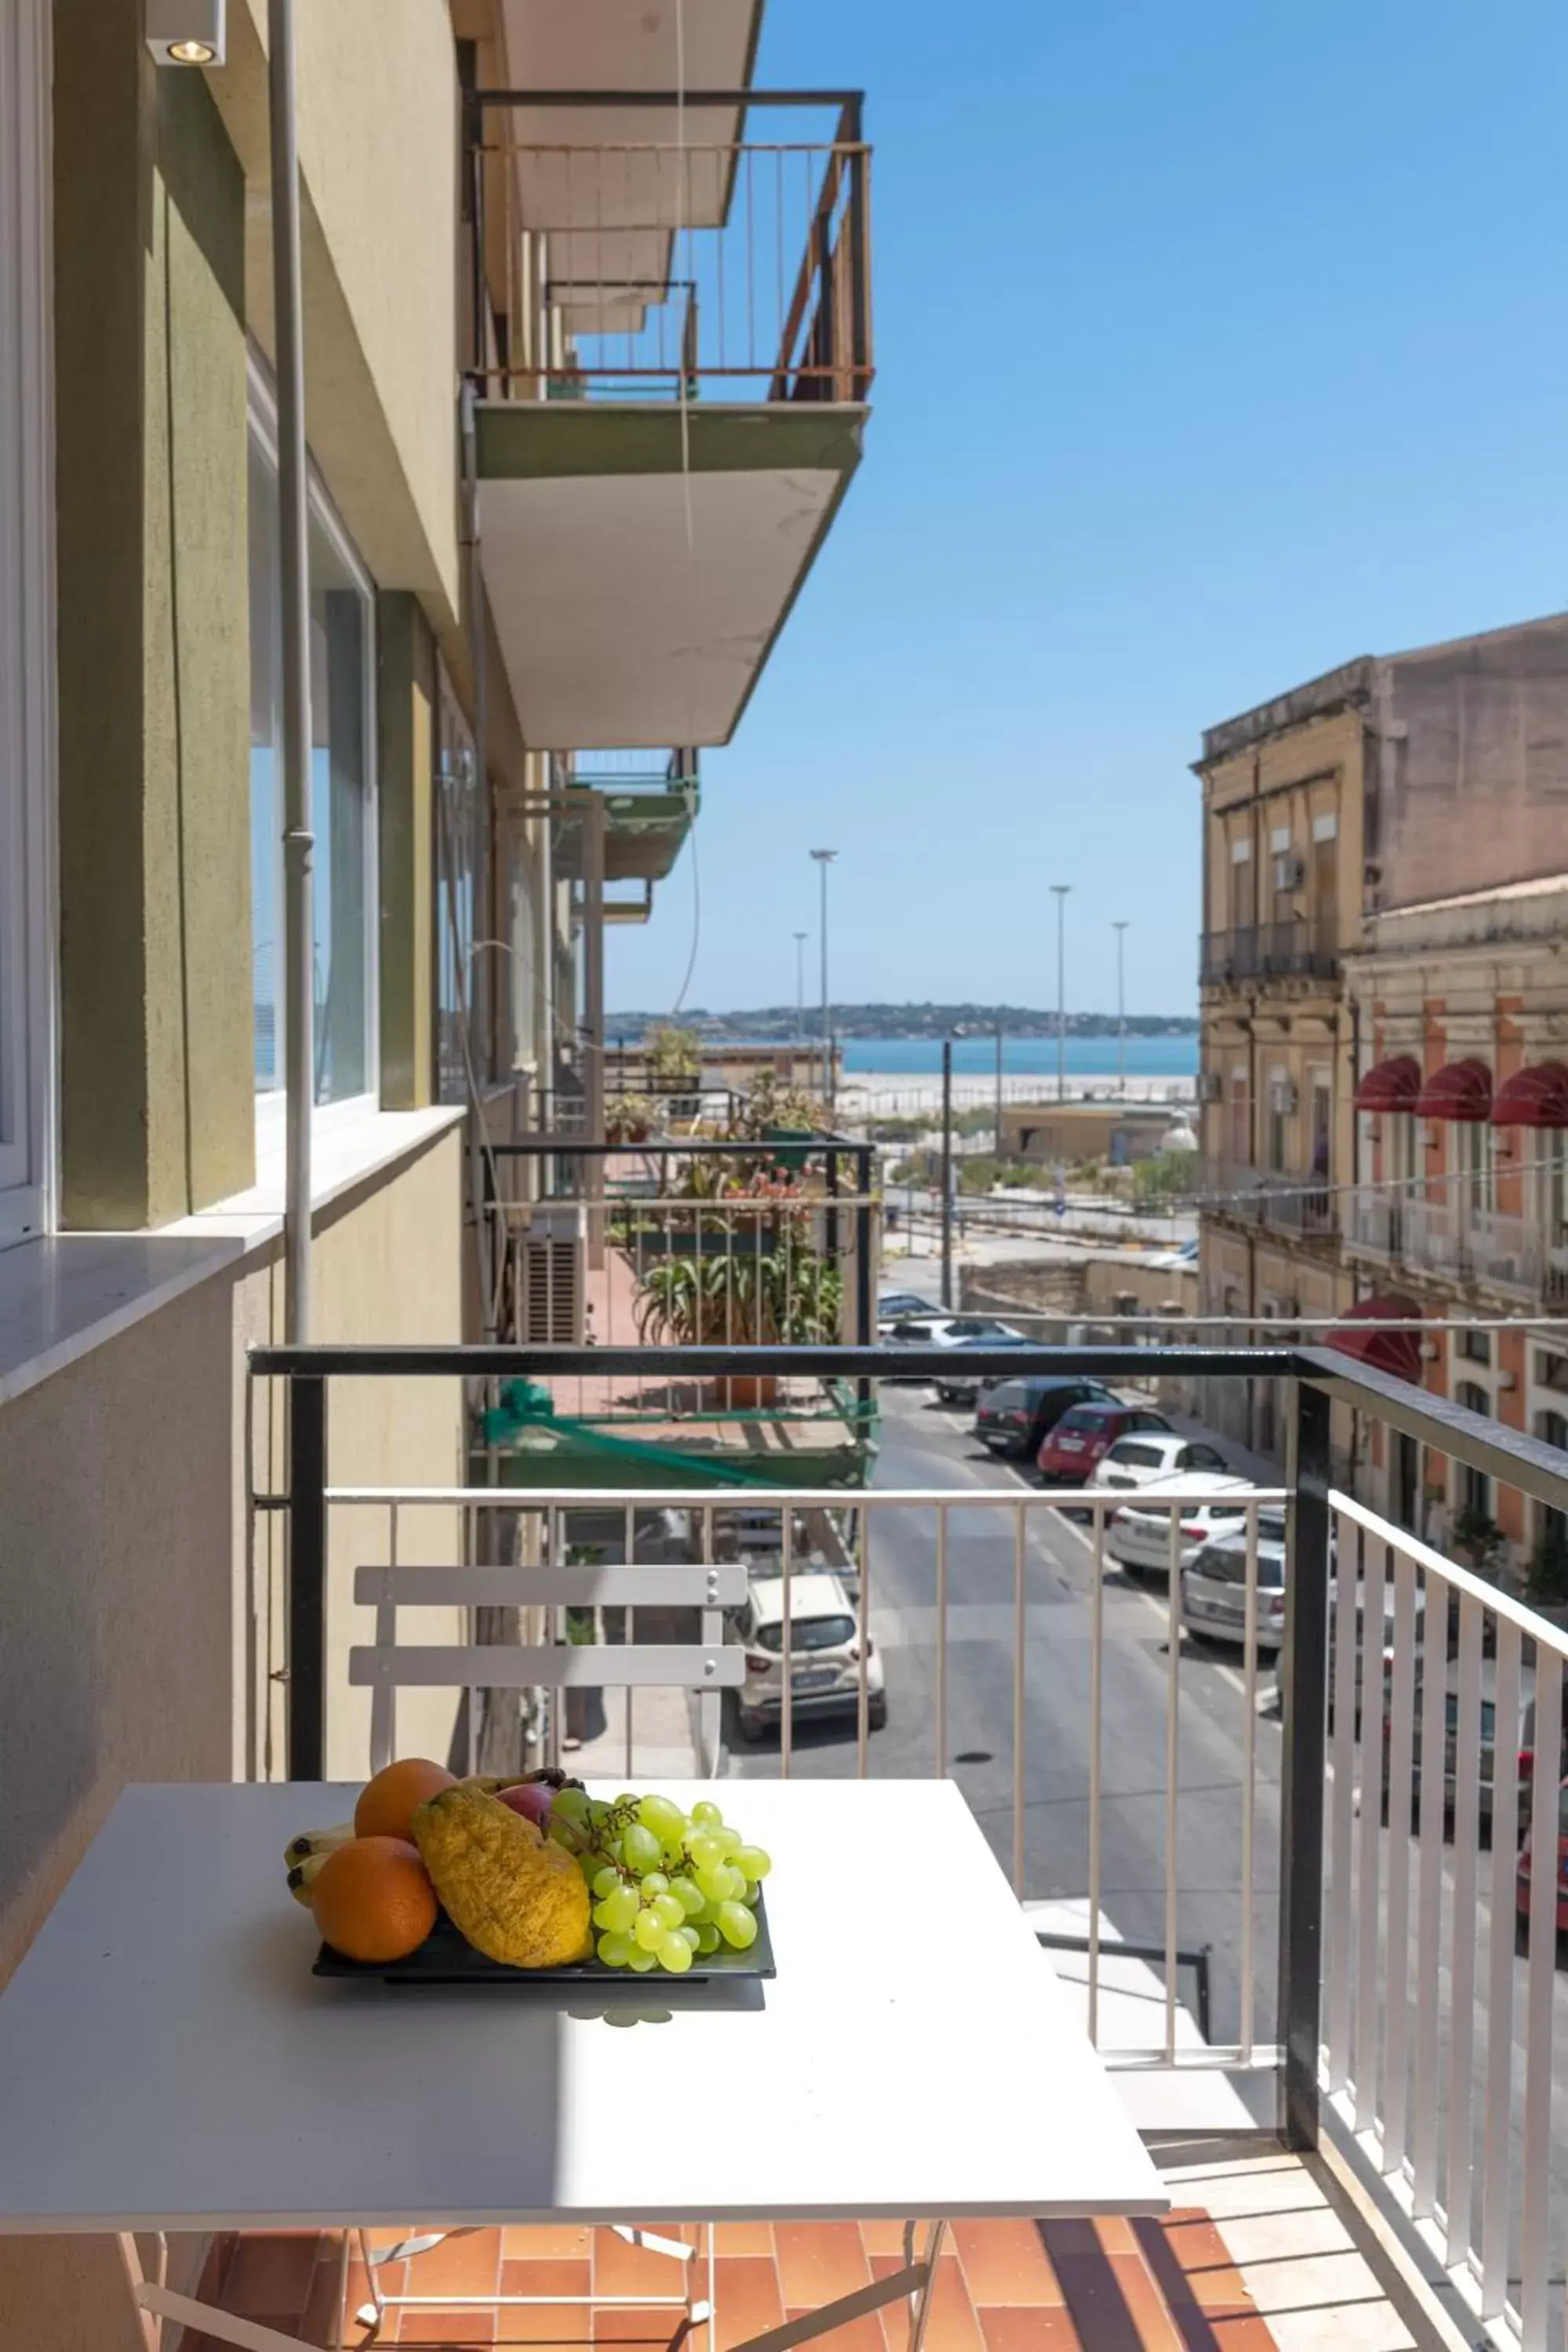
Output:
1 0 866 2054
1196 614 1568 1512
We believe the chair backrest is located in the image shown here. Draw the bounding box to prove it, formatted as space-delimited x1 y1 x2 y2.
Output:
350 1556 747 1775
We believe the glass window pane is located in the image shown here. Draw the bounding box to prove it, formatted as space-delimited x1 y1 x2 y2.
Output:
248 430 373 1106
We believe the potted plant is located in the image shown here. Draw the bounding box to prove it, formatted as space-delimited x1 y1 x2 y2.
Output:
605 1093 655 1145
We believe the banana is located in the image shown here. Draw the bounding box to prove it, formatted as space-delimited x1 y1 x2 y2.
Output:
286 1851 333 1907
283 1822 355 1870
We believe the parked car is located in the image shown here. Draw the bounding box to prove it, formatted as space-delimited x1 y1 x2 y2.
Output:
884 1315 1023 1381
1037 1401 1172 1483
935 1331 1036 1406
975 1375 1119 1459
877 1291 945 1332
730 1570 886 1744
1515 1778 1568 1945
1179 1521 1287 1652
1105 1475 1256 1578
1389 1658 1548 1832
1088 1431 1232 1494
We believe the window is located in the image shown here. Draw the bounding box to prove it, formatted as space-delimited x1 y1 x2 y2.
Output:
1456 1379 1491 1522
1229 837 1254 931
248 367 376 1111
1228 1069 1250 1164
1109 1441 1166 1468
1 4 54 1248
1456 1116 1494 1218
1539 1130 1568 1247
1312 811 1338 921
1185 1443 1226 1469
1267 1069 1287 1173
1269 826 1294 924
1457 1327 1491 1366
435 669 481 1104
753 1614 855 1657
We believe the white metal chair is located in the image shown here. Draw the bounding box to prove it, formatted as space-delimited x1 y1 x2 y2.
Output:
346 1547 746 2339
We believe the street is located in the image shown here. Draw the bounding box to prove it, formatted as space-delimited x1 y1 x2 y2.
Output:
729 1381 1568 2317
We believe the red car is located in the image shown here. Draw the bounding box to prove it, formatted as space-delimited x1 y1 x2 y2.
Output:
1036 1400 1172 1483
1516 1776 1568 1944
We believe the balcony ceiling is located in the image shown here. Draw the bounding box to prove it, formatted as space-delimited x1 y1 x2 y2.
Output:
501 1 763 171
477 402 864 750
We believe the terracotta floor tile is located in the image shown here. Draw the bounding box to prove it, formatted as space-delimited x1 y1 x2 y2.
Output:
392 2310 498 2345
712 2222 778 2259
775 2223 870 2310
590 2305 692 2347
869 2252 984 2352
977 2309 1085 2352
493 2256 595 2339
594 2229 702 2299
1039 2250 1183 2352
855 2221 917 2258
185 2327 303 2352
951 2222 1063 2308
1085 2220 1139 2259
714 2256 785 2352
503 2227 594 2262
1201 2318 1279 2350
394 2231 503 2302
223 2234 327 2318
1132 2216 1258 2325
297 2249 352 2348
786 2310 886 2352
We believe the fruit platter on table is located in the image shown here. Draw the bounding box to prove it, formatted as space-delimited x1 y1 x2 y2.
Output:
286 1759 775 1985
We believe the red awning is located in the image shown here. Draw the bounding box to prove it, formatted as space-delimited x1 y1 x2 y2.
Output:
1328 1295 1423 1385
1353 1055 1422 1113
1412 1058 1492 1123
1490 1062 1568 1130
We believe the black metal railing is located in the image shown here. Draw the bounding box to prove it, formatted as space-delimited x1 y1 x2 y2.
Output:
1200 919 1338 985
250 1332 1568 2146
463 90 872 406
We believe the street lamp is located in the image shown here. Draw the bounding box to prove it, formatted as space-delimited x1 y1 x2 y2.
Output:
1050 884 1071 1102
793 931 808 1051
810 851 837 1110
1112 920 1130 1098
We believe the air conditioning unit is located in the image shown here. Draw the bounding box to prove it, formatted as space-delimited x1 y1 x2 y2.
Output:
1272 851 1305 893
1270 1078 1298 1116
511 1204 586 1344
1196 1071 1224 1103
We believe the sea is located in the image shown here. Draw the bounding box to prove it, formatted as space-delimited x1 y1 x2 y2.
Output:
840 1034 1198 1079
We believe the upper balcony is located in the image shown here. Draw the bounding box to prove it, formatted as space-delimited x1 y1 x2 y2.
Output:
467 90 872 750
1200 916 1338 989
1200 1159 1338 1240
1348 1186 1568 1303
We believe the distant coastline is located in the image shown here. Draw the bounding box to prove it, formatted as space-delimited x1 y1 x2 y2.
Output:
606 1003 1197 1044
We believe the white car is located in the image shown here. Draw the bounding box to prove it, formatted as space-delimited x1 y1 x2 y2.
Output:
1089 1430 1233 1493
1179 1510 1288 1651
731 1570 886 1744
1106 1474 1257 1579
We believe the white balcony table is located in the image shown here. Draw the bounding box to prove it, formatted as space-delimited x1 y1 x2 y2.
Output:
0 1776 1164 2352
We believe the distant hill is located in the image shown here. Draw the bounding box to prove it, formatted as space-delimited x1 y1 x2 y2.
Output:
605 1003 1198 1041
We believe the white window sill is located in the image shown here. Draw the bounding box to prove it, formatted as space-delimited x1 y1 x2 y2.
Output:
0 1104 466 1410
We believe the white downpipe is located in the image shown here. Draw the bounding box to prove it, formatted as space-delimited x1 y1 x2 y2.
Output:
269 0 314 1341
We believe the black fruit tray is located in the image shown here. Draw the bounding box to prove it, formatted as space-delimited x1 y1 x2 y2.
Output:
313 1887 775 1986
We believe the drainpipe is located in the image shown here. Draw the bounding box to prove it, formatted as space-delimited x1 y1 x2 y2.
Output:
270 0 313 1342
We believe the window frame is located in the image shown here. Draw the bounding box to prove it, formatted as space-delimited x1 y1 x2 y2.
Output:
246 349 379 1139
0 0 56 1250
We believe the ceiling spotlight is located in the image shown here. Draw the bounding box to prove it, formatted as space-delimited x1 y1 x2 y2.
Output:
146 1 226 67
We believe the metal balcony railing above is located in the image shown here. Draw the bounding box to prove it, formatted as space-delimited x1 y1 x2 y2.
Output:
1200 917 1338 985
1201 1160 1337 1237
1346 1189 1568 1302
466 93 872 406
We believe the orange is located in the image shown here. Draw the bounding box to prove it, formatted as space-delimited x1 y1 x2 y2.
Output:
310 1836 437 1962
354 1757 456 1843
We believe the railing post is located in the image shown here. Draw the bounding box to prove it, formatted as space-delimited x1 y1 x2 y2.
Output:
287 1373 328 1781
1278 1374 1330 2148
844 96 870 400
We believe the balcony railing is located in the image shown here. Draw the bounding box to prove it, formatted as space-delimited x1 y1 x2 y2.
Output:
1200 1160 1337 1237
476 1138 879 1485
1347 1189 1568 1301
251 1335 1568 2350
467 93 872 405
1200 916 1338 985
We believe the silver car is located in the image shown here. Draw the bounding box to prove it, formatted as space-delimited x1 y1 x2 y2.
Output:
1180 1515 1288 1652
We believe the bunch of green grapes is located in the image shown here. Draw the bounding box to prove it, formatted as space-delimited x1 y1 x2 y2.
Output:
550 1789 771 1974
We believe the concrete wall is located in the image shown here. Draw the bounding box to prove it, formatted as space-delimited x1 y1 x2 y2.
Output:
1373 615 1568 913
53 9 253 1225
210 0 462 637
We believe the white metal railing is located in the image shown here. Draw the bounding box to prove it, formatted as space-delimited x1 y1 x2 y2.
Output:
1345 1192 1568 1305
324 1481 1285 2072
1323 1490 1568 2351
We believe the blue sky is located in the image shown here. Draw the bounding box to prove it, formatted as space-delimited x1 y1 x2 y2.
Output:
608 0 1568 1022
